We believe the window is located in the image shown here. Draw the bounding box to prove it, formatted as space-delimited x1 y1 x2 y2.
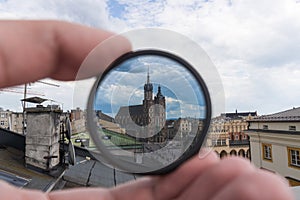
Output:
212 139 226 146
0 121 4 126
262 143 272 162
219 139 226 146
263 125 269 130
286 177 300 187
0 113 4 118
287 147 300 168
289 126 296 131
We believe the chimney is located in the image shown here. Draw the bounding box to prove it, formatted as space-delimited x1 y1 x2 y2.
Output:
25 105 61 171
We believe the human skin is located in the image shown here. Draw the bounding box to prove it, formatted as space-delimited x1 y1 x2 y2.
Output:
0 20 130 87
0 20 295 200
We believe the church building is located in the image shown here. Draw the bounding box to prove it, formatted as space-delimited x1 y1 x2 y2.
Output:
115 69 166 142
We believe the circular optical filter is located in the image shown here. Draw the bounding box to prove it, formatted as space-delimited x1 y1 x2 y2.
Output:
87 49 211 175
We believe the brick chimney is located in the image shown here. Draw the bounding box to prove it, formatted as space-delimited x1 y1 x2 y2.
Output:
25 105 61 171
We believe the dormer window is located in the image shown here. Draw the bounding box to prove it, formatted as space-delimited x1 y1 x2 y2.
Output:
263 125 268 130
289 126 296 131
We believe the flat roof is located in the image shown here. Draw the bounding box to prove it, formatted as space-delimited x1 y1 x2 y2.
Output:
0 146 58 191
0 170 30 187
63 148 137 188
0 127 137 190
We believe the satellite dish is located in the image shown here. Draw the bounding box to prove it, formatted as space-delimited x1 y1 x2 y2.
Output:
68 141 76 166
65 117 72 140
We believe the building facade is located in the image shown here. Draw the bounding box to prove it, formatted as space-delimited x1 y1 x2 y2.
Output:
11 112 24 134
247 107 300 186
207 111 257 158
166 117 203 141
69 108 87 134
0 108 12 130
70 107 85 121
0 108 24 134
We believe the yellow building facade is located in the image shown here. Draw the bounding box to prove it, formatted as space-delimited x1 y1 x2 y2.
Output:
206 111 257 158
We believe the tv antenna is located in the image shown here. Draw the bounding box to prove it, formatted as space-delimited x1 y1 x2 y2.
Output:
22 80 60 135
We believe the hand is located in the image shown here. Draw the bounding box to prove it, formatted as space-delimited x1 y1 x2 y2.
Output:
0 20 295 200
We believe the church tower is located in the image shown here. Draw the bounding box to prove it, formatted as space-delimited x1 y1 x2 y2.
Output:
143 67 153 126
154 85 166 141
154 85 165 106
141 67 167 142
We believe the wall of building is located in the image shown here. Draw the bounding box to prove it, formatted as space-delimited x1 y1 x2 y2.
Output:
179 119 192 133
99 119 125 134
71 118 86 134
0 109 24 134
0 127 25 151
207 117 251 158
248 131 300 185
249 121 300 131
70 108 85 121
0 110 12 130
11 112 23 134
206 132 250 158
25 108 61 170
210 120 248 133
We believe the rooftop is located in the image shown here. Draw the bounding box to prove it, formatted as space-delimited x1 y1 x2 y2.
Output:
64 153 137 188
0 146 59 191
0 127 136 191
248 107 300 122
219 110 257 120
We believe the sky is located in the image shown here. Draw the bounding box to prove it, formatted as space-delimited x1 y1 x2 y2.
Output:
93 54 206 119
0 0 300 116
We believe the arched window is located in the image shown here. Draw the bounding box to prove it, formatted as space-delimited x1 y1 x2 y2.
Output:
230 150 237 156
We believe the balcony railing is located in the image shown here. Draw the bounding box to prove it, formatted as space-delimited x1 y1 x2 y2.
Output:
229 140 250 146
212 143 227 147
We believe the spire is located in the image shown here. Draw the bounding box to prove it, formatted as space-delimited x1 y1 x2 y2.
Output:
144 65 153 94
147 66 150 84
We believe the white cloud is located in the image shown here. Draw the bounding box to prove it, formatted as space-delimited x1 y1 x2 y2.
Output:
1 0 300 115
165 96 205 118
151 0 300 114
0 0 111 28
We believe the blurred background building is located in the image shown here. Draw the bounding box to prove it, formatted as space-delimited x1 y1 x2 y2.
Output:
207 110 257 159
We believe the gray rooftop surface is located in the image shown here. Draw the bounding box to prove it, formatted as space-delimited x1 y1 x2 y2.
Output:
63 155 137 188
0 145 138 191
0 127 137 191
0 169 30 187
0 146 58 191
249 107 300 122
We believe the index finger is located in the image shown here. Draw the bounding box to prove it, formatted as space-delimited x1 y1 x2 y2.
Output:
0 20 131 88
